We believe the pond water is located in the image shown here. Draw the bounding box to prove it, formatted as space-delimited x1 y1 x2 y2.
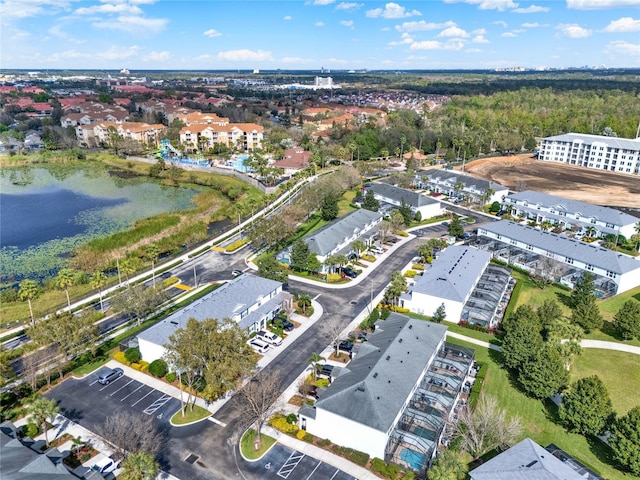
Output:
0 166 200 283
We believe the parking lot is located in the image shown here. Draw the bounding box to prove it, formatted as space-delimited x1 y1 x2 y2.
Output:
241 445 357 480
46 368 183 431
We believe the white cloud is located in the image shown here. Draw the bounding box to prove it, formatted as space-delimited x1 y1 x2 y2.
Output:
605 40 640 55
388 32 414 46
143 50 170 62
567 0 639 9
309 0 335 5
203 29 222 38
522 22 545 27
46 45 141 62
1 0 74 21
556 23 592 38
603 17 640 33
335 2 363 10
340 20 354 27
48 24 85 43
512 4 550 13
283 15 293 20
437 25 469 37
472 34 490 43
396 20 455 32
216 49 274 62
443 0 518 11
466 48 483 53
501 31 517 37
410 39 465 50
366 2 421 19
92 15 168 34
74 3 142 15
315 21 325 26
493 20 508 27
472 28 487 35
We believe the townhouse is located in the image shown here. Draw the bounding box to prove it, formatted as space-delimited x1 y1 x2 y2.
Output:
414 169 509 204
370 183 444 220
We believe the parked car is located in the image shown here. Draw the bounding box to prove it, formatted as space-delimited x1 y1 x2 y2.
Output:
462 232 471 240
98 367 123 385
348 330 368 341
231 269 244 277
274 316 294 332
299 383 319 399
338 340 354 354
248 338 270 354
442 222 450 227
91 456 120 474
318 364 334 378
256 329 283 346
342 267 358 279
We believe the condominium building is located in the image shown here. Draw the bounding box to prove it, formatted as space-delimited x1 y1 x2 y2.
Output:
414 169 509 204
538 133 640 175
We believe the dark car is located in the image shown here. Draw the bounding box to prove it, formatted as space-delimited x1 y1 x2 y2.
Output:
348 330 368 341
318 364 334 378
342 267 358 278
338 340 354 354
442 221 450 227
274 316 294 332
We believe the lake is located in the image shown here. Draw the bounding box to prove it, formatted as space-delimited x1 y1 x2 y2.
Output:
0 166 200 283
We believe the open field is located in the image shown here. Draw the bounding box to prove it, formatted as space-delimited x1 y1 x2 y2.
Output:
464 154 640 210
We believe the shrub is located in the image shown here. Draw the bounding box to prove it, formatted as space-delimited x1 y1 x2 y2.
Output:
21 423 40 438
380 307 391 320
318 438 331 447
270 414 299 434
361 254 376 262
404 270 417 278
124 348 141 364
113 351 129 365
162 276 180 287
140 360 149 372
396 230 408 237
316 378 330 388
331 445 369 466
148 359 168 378
296 430 307 440
327 273 342 283
225 239 248 252
393 306 410 313
303 433 314 443
165 372 177 383
371 458 403 479
412 263 424 270
131 363 141 371
286 413 298 424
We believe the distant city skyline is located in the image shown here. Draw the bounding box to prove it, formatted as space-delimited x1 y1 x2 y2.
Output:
1 0 639 70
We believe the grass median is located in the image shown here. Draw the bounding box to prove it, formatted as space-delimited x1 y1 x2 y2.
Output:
240 428 277 460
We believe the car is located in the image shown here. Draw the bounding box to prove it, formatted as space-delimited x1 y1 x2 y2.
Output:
342 267 358 279
248 338 270 354
274 316 294 332
231 269 244 277
91 456 120 474
462 232 471 240
348 330 368 341
338 340 354 354
299 383 319 399
442 222 450 227
98 367 123 385
256 330 283 346
318 364 334 378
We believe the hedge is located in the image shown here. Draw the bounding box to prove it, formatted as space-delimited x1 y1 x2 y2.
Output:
165 372 176 383
225 238 248 252
412 263 424 270
327 273 341 283
371 458 403 479
404 270 417 278
330 445 369 467
361 254 376 262
270 414 299 434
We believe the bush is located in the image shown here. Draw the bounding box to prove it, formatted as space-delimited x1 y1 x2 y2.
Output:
296 429 307 440
303 433 314 443
404 270 417 278
148 359 168 378
124 348 141 364
225 239 248 252
318 438 331 447
162 276 180 287
316 378 330 388
331 445 369 466
21 423 40 438
412 263 424 270
113 351 129 365
326 273 342 283
361 254 376 262
380 307 391 320
270 414 299 434
131 363 141 371
371 458 403 479
286 413 298 424
139 360 149 372
165 372 176 383
392 306 410 313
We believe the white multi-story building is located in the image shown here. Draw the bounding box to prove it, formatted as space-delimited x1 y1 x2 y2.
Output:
370 183 444 220
538 133 640 175
414 169 508 204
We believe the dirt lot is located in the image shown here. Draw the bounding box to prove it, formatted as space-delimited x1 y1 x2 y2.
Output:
463 154 640 210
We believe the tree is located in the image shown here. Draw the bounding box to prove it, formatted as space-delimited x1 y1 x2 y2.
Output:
320 194 338 221
237 369 283 449
363 188 380 211
290 239 311 272
100 411 165 460
19 279 40 326
119 451 159 480
559 375 614 436
307 254 322 274
433 303 446 323
119 257 140 287
500 305 543 371
145 243 160 289
26 396 59 447
455 395 522 459
376 220 392 244
609 405 640 476
91 270 107 313
296 293 312 315
427 448 467 480
308 352 325 382
351 239 366 259
517 344 568 399
56 268 75 309
389 209 406 233
418 243 433 263
448 214 464 238
111 284 168 326
570 272 602 333
106 126 125 155
385 271 407 306
613 300 640 340
398 199 413 226
489 201 501 213
322 315 345 356
257 255 289 284
537 299 563 334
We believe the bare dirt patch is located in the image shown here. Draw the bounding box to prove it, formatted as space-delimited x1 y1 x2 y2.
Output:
463 154 640 209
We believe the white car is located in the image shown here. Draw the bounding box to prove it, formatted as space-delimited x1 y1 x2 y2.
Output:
256 330 283 346
91 456 120 474
248 338 270 354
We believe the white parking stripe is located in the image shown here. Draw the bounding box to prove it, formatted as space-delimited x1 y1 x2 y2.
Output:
132 389 155 406
121 384 144 401
89 379 99 386
305 461 322 480
277 451 304 478
110 379 133 396
329 470 339 480
207 417 224 427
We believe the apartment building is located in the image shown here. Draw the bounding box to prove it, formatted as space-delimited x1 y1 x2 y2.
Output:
414 169 509 204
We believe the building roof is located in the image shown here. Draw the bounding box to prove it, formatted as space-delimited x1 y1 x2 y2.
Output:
370 183 439 209
304 208 382 257
274 148 311 170
480 220 640 275
469 438 585 480
418 168 508 193
543 133 640 152
505 190 638 227
314 314 447 433
137 274 283 347
408 246 491 302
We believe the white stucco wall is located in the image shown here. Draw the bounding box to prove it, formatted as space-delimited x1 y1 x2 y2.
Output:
138 337 167 364
404 293 464 323
417 202 444 220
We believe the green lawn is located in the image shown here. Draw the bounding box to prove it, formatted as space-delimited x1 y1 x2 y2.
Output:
448 338 638 480
171 405 210 425
338 190 358 217
570 349 640 415
240 428 277 460
600 286 640 321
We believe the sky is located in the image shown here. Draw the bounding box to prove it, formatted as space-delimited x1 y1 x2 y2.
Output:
1 0 639 70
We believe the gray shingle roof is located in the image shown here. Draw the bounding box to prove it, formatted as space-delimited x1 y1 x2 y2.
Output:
370 183 439 209
305 208 382 257
314 314 447 432
469 438 584 480
408 246 491 302
418 169 508 192
137 274 283 346
543 133 640 151
506 190 638 227
480 220 640 275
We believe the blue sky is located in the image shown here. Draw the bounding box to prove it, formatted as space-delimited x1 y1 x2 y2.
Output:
1 0 639 70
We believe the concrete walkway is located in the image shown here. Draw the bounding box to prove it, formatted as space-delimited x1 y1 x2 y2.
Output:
445 331 501 351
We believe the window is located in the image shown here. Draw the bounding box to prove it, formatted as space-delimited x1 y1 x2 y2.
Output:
606 271 617 279
565 257 574 265
526 244 533 251
585 264 594 271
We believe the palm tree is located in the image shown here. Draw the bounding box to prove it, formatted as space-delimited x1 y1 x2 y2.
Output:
297 293 312 315
19 279 40 326
635 221 640 250
120 257 138 288
453 181 464 200
71 435 84 455
119 451 159 480
26 396 59 447
351 240 366 260
91 271 107 313
56 268 75 309
145 244 160 289
540 220 553 232
308 352 325 382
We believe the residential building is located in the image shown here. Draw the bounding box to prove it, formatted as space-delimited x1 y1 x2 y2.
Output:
137 274 288 362
469 438 601 480
477 220 640 296
179 122 264 151
370 183 444 219
273 147 311 175
76 121 164 147
503 190 639 238
538 133 640 175
298 314 474 474
414 169 509 204
400 246 512 329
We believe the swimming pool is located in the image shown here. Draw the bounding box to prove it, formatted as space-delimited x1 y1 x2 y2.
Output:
227 154 252 173
400 448 427 470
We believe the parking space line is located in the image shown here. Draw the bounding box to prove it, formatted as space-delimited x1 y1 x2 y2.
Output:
329 469 339 480
110 379 133 397
207 417 225 427
277 451 304 479
143 394 171 415
99 376 123 391
89 379 99 386
132 389 155 406
121 384 145 401
305 461 322 480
